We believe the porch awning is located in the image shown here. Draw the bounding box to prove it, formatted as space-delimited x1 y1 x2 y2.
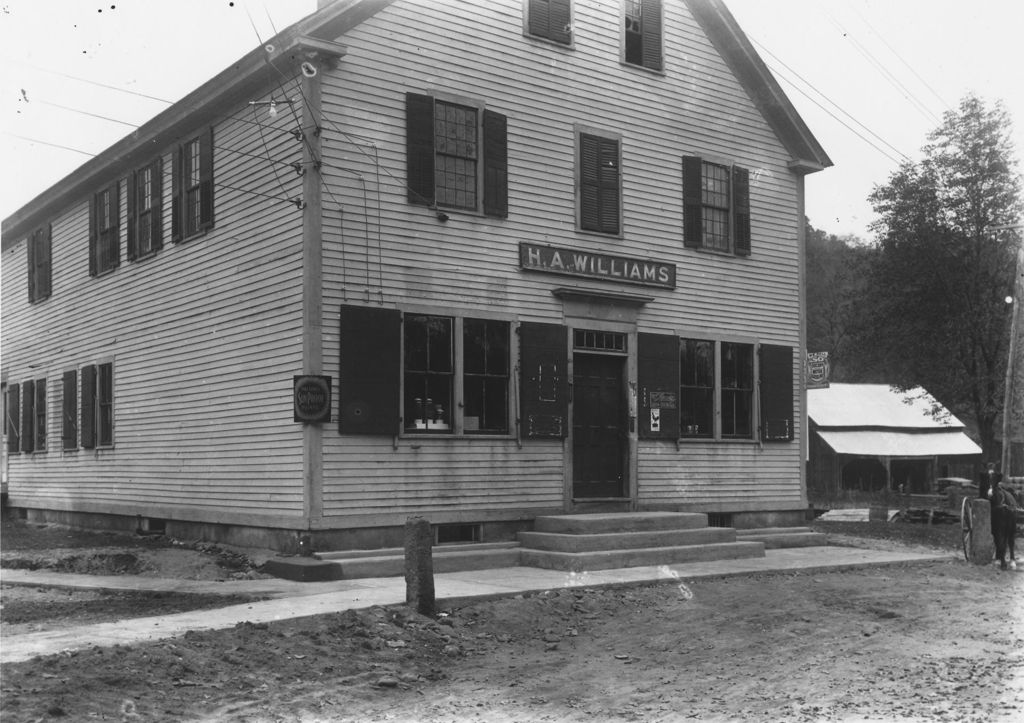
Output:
817 430 981 457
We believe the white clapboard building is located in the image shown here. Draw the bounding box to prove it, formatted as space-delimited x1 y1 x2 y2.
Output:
2 0 831 555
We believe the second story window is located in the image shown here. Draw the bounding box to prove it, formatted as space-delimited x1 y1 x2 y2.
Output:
90 182 120 276
578 131 621 235
405 93 508 218
624 0 663 71
172 128 214 242
128 158 164 260
27 224 52 303
527 0 572 45
683 156 751 256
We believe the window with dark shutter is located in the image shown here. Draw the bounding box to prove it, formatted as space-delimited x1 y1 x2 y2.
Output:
339 305 401 435
89 183 120 276
81 364 96 449
128 158 163 260
579 133 620 235
638 333 680 439
624 0 663 71
760 344 794 441
682 155 752 256
405 93 508 217
528 0 572 44
62 370 78 450
173 129 214 242
6 384 20 454
519 322 569 439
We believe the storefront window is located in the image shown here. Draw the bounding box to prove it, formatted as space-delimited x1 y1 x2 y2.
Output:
463 319 510 434
680 339 714 437
404 315 454 432
721 342 753 438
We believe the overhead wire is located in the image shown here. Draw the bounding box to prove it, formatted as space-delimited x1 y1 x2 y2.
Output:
747 36 910 165
815 3 943 127
3 132 94 157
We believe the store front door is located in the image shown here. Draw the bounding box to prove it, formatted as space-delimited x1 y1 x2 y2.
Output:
572 354 627 498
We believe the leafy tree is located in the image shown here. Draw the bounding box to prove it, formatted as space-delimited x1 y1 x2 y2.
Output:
866 94 1023 459
805 221 874 381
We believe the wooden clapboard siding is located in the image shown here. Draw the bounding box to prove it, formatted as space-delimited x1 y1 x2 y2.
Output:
1 91 309 524
313 0 806 519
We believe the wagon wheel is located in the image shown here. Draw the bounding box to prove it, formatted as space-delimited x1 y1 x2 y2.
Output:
960 495 973 561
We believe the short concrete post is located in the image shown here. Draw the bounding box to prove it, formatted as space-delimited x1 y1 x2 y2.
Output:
968 499 994 565
404 516 435 616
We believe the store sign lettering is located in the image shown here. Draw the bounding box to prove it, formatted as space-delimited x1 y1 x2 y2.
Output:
519 242 676 289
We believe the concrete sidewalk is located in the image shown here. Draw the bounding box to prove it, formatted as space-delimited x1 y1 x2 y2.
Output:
0 545 952 664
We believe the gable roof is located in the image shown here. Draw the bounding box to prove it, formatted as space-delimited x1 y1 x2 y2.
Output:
808 384 981 457
686 0 832 175
2 0 830 247
808 383 965 431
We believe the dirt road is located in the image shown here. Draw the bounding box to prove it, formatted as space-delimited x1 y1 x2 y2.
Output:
3 558 1022 722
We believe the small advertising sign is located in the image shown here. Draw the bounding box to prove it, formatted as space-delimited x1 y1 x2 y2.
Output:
805 352 830 389
294 375 331 423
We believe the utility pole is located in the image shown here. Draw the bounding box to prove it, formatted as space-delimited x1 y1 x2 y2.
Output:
994 225 1024 480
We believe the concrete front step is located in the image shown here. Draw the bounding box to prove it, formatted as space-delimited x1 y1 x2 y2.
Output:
518 526 736 553
735 528 829 549
269 543 521 582
520 541 766 572
533 511 708 535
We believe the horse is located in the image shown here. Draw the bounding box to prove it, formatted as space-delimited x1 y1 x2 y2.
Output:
987 484 1019 570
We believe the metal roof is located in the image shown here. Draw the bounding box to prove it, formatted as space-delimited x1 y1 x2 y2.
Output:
816 429 982 457
808 383 966 430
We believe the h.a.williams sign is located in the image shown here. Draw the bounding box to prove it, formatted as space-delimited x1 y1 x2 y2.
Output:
519 242 676 289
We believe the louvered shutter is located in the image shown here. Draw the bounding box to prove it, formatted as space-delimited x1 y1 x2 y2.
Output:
81 364 96 449
641 0 663 71
89 193 99 273
483 109 508 218
7 384 20 453
549 0 572 43
127 169 138 260
405 93 435 206
529 0 550 37
199 127 215 231
733 166 751 256
638 333 680 439
40 224 52 299
27 228 37 300
339 305 401 435
62 370 77 450
171 146 182 242
683 155 703 248
21 379 34 453
519 322 569 439
580 134 620 234
759 344 794 441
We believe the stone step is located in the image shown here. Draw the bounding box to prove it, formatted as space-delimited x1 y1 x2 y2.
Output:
518 526 735 553
317 541 519 561
533 511 708 535
735 528 829 549
519 541 766 573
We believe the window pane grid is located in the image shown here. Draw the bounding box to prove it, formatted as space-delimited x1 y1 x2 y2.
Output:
464 319 510 434
434 101 477 210
702 162 731 252
680 339 714 437
720 343 753 439
405 316 454 432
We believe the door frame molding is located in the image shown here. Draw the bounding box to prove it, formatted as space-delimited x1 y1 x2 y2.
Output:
564 326 638 511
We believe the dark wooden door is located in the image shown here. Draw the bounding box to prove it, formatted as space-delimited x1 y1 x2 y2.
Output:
572 354 626 498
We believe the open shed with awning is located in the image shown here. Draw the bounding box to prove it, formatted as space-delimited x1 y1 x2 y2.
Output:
807 384 982 497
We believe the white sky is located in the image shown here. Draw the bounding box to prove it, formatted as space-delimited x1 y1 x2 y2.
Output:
1 0 1022 242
